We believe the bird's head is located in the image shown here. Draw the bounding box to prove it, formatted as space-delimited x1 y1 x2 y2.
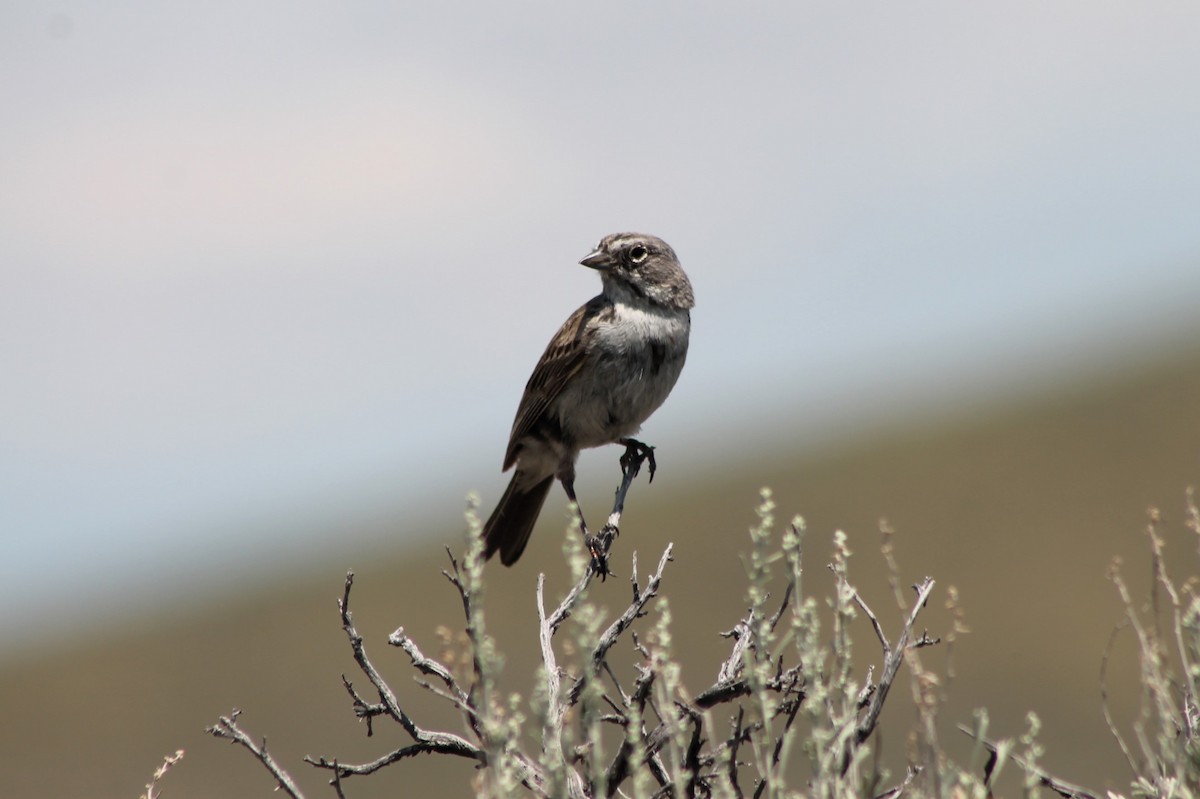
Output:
580 233 694 311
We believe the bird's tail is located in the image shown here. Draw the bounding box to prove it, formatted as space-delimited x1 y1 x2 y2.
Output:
482 473 554 566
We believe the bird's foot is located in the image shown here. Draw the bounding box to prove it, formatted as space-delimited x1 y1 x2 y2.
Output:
585 523 619 581
618 438 657 483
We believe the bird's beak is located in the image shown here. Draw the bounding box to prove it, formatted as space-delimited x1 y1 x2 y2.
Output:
580 248 616 270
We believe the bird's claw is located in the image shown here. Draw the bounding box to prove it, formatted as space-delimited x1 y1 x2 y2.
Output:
586 524 620 581
619 438 657 483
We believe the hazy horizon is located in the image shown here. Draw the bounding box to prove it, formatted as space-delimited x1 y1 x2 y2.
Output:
4 2 1200 652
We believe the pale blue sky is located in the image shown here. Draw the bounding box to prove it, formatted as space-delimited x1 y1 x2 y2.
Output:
3 2 1200 650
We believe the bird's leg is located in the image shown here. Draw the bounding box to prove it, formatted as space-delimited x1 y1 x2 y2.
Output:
558 467 590 538
618 438 657 483
558 464 612 580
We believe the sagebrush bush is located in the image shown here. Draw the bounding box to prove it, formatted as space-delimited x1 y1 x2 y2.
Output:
206 486 1200 798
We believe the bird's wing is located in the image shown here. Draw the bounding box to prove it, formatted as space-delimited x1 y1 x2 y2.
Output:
502 297 606 470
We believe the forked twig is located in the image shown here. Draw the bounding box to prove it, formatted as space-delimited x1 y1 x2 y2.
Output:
207 711 306 799
957 725 1100 799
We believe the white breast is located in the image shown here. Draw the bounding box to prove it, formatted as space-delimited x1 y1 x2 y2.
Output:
553 299 691 449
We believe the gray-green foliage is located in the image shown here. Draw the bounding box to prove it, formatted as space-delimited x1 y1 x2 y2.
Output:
209 489 1200 799
446 488 1023 798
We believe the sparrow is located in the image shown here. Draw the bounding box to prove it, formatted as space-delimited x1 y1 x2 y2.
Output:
482 232 694 566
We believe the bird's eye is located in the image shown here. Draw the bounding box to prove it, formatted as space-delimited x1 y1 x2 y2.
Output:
629 244 648 264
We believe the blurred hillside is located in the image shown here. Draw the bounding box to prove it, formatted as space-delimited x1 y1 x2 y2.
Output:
3 336 1199 798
